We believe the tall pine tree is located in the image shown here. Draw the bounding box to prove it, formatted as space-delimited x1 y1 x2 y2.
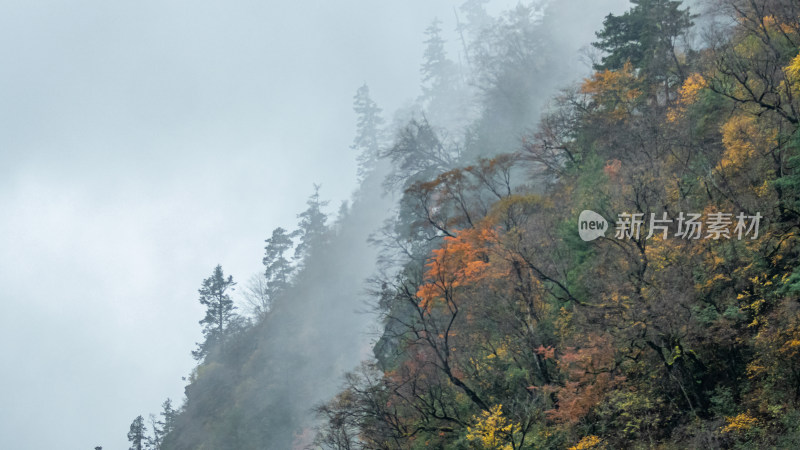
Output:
294 185 330 262
351 84 385 180
192 265 238 360
419 18 471 132
147 398 177 450
263 227 295 299
127 415 147 450
593 0 693 98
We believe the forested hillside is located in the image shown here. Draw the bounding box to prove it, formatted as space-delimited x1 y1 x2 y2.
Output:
128 0 800 448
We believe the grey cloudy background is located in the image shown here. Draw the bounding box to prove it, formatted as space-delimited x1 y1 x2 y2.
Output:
0 1 629 448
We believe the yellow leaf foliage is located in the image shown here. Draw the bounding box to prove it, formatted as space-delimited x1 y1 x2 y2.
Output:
721 412 759 434
679 73 707 104
581 62 642 120
786 53 800 95
762 15 799 36
668 73 707 122
569 435 604 450
718 114 776 171
466 405 515 450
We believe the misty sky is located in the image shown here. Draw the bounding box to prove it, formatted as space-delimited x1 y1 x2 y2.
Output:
0 1 627 448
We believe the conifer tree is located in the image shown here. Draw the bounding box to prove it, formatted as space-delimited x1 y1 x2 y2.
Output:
593 0 693 95
294 185 330 262
420 19 453 100
192 265 237 360
127 415 147 450
419 18 471 131
262 227 295 299
351 84 385 180
148 398 177 449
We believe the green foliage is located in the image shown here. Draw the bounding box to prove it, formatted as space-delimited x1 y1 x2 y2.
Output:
294 184 330 261
192 265 238 361
771 130 800 220
262 227 294 300
709 385 736 417
593 0 693 87
127 415 147 450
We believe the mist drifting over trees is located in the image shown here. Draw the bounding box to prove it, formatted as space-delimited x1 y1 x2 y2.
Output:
125 2 641 447
5 0 800 449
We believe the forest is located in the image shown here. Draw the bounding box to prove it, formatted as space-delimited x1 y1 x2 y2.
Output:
125 0 800 448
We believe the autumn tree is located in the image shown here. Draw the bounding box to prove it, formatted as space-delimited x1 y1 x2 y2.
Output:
707 0 799 124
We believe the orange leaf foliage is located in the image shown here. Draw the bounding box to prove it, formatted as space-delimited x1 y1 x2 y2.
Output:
547 334 619 424
581 62 642 119
416 227 500 311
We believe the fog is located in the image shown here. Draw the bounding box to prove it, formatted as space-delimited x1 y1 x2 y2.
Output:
0 1 629 448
